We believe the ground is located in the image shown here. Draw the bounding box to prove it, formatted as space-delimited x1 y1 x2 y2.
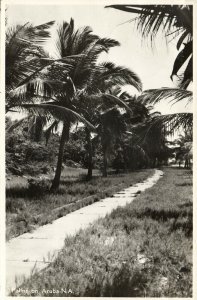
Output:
6 167 152 240
10 167 192 297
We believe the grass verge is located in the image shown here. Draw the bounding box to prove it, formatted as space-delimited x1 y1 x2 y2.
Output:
6 167 153 240
11 167 192 297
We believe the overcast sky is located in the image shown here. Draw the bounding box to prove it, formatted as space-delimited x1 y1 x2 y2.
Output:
6 3 192 115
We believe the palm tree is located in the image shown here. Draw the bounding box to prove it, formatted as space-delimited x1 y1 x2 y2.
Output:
106 4 193 140
173 132 193 168
105 95 153 170
11 19 130 190
6 21 56 111
106 5 193 89
39 61 142 182
6 20 59 153
76 63 142 179
45 20 123 189
8 19 144 185
92 88 151 176
99 107 127 176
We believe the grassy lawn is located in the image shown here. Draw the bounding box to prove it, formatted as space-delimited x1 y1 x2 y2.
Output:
11 167 192 297
6 167 153 240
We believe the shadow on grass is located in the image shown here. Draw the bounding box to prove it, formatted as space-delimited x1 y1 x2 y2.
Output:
6 186 34 199
6 176 89 199
84 265 147 297
179 202 192 208
6 185 51 199
60 175 96 185
176 182 192 186
134 207 192 237
135 207 192 221
170 218 192 237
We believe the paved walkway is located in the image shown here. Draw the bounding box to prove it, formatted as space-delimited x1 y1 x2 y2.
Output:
6 169 163 294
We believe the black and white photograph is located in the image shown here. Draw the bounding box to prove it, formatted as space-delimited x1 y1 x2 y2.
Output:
2 0 195 297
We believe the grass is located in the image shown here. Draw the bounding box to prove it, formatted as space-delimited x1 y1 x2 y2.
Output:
11 167 192 297
6 167 153 240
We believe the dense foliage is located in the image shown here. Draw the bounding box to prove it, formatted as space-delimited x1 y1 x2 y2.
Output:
6 9 193 186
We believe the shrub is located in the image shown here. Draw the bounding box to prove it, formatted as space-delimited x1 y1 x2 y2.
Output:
6 198 26 213
28 178 50 196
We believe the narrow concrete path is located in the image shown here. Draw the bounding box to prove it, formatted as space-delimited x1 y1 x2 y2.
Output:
6 169 163 294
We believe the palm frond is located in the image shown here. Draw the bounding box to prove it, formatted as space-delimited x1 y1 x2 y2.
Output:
106 5 193 87
6 117 28 133
32 21 55 43
177 30 189 50
139 88 192 105
70 26 94 55
9 79 69 101
55 19 75 58
80 92 134 115
171 41 192 79
19 103 96 132
88 62 142 93
6 21 55 47
95 38 120 51
13 55 78 90
149 112 193 134
106 5 192 38
181 56 193 88
103 94 133 113
6 21 55 86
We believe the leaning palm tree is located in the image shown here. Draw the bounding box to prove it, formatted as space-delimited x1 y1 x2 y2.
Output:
6 21 56 111
32 61 142 182
43 21 122 189
11 19 128 190
9 19 143 186
6 21 58 149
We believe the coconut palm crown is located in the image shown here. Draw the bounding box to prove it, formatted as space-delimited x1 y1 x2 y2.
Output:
10 18 142 189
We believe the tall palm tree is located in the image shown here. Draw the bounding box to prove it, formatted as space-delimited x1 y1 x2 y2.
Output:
107 95 153 170
9 19 143 186
33 61 142 182
43 20 123 189
99 107 127 177
76 63 142 179
11 19 131 190
92 88 150 176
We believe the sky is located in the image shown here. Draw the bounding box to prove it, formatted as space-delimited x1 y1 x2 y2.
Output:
6 3 192 116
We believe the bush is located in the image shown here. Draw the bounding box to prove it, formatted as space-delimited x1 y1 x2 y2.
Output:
6 198 26 213
65 160 82 168
28 178 50 195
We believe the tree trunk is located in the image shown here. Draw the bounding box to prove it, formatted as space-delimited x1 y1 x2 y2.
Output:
152 157 156 168
102 144 108 177
50 122 70 191
34 116 44 142
85 128 93 180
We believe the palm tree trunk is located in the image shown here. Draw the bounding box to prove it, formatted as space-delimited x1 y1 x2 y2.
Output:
50 122 70 191
34 116 44 142
85 128 93 180
102 144 108 177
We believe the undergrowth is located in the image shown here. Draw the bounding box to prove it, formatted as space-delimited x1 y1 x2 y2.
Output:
11 168 192 297
6 168 152 240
